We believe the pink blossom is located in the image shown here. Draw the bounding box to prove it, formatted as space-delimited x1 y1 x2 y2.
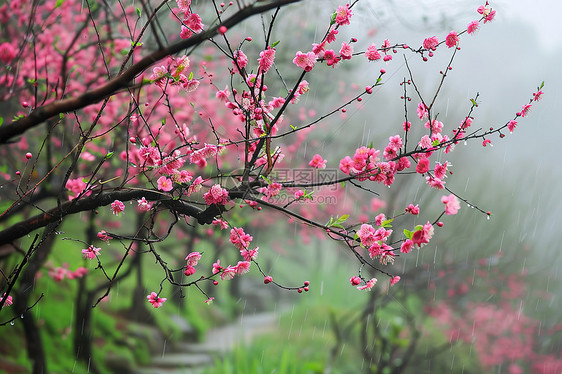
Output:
212 219 229 229
326 29 338 44
396 157 411 171
137 197 153 211
233 50 248 71
293 51 317 71
49 267 67 282
520 104 532 117
111 200 125 215
350 276 362 286
176 0 191 13
82 245 100 260
533 90 544 101
390 276 401 286
204 297 214 304
147 292 167 308
184 265 196 276
416 158 430 174
339 42 353 60
97 230 110 243
507 120 517 133
423 36 439 50
365 44 381 61
1 293 13 307
187 176 204 196
216 86 230 102
183 12 203 33
484 10 496 23
203 184 229 205
425 119 444 134
400 239 414 254
467 20 480 34
230 227 253 250
240 247 259 261
157 176 173 192
405 204 419 215
445 31 459 48
417 102 428 119
66 178 90 200
335 4 352 26
258 47 276 73
434 161 449 180
294 190 305 199
185 251 201 266
212 259 223 274
357 224 377 247
426 176 445 189
403 121 411 131
235 261 251 275
357 278 377 291
441 194 460 215
183 79 200 92
309 154 327 169
323 49 340 67
375 213 386 226
221 266 237 280
412 222 434 247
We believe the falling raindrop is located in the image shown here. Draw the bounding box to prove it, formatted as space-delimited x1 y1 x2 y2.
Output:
9 321 14 326
464 140 467 145
20 314 24 319
487 215 490 220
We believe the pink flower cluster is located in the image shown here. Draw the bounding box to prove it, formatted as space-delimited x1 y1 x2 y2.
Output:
412 222 434 247
111 200 125 216
203 184 229 205
65 178 91 200
147 292 167 308
212 259 252 281
48 265 88 282
0 293 13 307
309 154 327 169
82 245 101 260
230 227 253 250
339 146 407 186
184 251 201 276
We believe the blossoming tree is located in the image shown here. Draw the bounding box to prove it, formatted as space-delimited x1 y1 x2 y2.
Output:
0 0 543 372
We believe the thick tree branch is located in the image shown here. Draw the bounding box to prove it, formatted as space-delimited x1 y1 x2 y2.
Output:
0 189 207 245
0 0 302 144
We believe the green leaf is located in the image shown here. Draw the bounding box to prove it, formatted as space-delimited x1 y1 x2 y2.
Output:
539 81 544 90
381 218 393 228
0 117 3 128
403 229 413 240
414 225 423 231
330 12 337 25
271 41 280 48
55 0 66 8
136 7 141 17
470 98 478 106
188 71 194 80
432 139 440 146
260 175 271 185
290 125 297 130
105 152 114 160
130 40 143 48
